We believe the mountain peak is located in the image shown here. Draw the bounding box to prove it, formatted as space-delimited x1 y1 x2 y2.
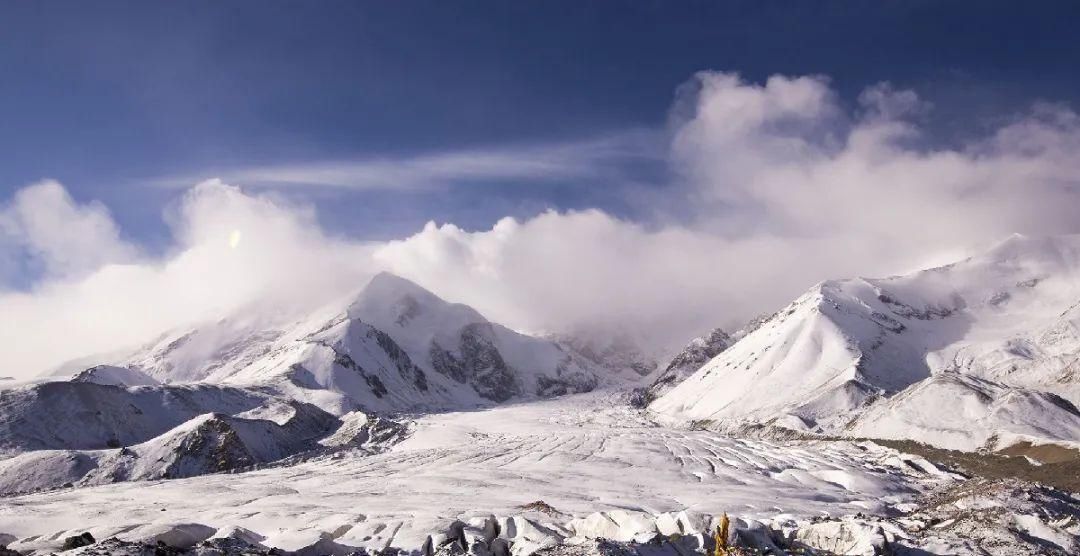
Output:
362 272 442 304
349 272 486 327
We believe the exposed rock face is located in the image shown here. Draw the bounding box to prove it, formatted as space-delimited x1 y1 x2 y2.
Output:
156 401 339 480
368 327 429 392
630 328 732 408
330 350 389 399
427 322 603 402
168 417 258 476
535 363 598 398
320 410 410 451
430 324 521 402
62 532 96 550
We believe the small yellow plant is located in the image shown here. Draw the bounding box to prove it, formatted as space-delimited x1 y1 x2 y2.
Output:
713 513 730 556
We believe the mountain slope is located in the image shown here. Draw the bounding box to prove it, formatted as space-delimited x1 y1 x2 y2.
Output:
846 372 1080 451
651 234 1080 451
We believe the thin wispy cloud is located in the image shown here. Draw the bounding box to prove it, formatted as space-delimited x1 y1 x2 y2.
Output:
150 132 661 191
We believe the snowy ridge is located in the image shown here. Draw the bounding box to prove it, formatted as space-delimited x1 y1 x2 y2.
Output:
0 400 338 494
71 365 160 387
652 234 1080 451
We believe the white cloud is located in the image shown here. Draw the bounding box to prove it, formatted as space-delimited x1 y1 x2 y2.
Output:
0 180 376 378
373 72 1080 349
2 71 1080 378
0 180 137 282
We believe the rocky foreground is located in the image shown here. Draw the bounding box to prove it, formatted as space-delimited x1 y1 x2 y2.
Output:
4 475 1077 555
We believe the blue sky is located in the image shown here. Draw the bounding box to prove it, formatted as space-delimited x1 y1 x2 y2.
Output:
3 1 1080 245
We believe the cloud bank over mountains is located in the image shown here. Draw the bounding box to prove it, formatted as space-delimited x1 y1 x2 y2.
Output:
3 71 1080 378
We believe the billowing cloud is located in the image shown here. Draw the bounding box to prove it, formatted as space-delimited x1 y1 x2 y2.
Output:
374 72 1080 349
671 72 1080 245
0 180 376 378
0 180 137 282
2 71 1080 379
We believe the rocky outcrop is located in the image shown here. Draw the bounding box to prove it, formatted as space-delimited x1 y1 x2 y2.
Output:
631 328 731 408
430 324 521 402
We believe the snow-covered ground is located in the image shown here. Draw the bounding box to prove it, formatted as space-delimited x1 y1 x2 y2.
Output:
0 391 957 554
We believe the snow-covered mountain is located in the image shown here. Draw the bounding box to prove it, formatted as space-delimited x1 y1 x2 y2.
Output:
347 272 618 401
651 234 1080 452
109 272 627 414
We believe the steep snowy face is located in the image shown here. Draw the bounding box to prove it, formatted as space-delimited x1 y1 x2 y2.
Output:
650 281 909 430
347 272 613 402
651 235 1080 450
